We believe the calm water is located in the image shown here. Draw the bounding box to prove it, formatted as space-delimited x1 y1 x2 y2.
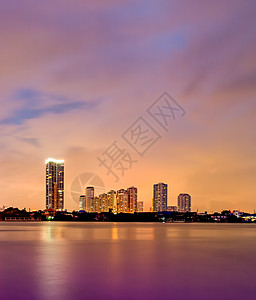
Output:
0 222 256 300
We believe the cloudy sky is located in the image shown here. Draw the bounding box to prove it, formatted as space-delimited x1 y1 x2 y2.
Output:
0 0 255 212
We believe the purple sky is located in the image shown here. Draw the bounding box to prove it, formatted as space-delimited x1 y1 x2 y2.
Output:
0 0 255 212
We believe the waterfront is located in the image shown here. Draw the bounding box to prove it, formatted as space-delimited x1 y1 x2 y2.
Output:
0 223 256 300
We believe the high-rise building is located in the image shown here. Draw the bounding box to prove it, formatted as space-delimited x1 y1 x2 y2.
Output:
86 187 94 212
79 195 86 211
137 201 143 212
127 186 137 213
99 193 108 212
153 183 167 212
107 190 116 213
90 196 99 213
46 158 64 211
116 189 128 213
177 194 191 212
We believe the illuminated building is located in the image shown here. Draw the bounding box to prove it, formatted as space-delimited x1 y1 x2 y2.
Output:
177 194 191 212
46 158 64 211
86 187 94 212
116 189 128 213
153 183 167 212
127 186 137 213
167 206 177 212
107 190 116 213
90 196 99 213
99 193 108 212
137 201 143 212
79 195 86 211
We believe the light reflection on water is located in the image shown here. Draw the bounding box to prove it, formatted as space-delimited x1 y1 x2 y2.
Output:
0 222 256 300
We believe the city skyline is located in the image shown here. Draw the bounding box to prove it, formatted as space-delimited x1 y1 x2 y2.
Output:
44 160 192 213
0 155 254 213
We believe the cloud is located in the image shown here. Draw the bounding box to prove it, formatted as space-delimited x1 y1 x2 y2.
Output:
18 137 40 147
0 89 101 125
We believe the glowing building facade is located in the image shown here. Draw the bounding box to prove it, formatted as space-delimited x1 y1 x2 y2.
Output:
79 195 86 211
46 158 64 211
80 187 138 214
116 189 128 213
153 183 167 212
137 201 143 212
86 187 94 212
127 186 137 213
107 190 116 213
177 194 191 212
99 193 109 212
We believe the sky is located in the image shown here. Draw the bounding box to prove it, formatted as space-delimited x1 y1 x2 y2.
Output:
0 0 255 212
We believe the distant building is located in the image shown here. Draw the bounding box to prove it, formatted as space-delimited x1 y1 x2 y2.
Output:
99 193 108 212
117 189 128 213
79 195 86 211
46 158 64 211
127 186 137 213
137 201 143 212
167 205 177 212
177 194 191 212
76 187 140 214
107 190 116 213
153 183 167 212
86 187 94 212
90 197 100 213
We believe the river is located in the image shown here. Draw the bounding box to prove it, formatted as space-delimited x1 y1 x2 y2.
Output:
0 222 255 300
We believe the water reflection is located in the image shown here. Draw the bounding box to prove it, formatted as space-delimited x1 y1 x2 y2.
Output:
37 238 68 299
1 223 256 300
135 227 154 240
112 226 119 240
40 223 66 241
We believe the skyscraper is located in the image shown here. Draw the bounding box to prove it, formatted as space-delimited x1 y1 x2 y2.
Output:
90 196 99 213
127 186 137 213
107 190 116 213
86 187 94 212
177 194 191 212
153 183 167 212
116 189 128 213
137 201 143 212
79 195 86 211
99 193 108 212
46 158 64 211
